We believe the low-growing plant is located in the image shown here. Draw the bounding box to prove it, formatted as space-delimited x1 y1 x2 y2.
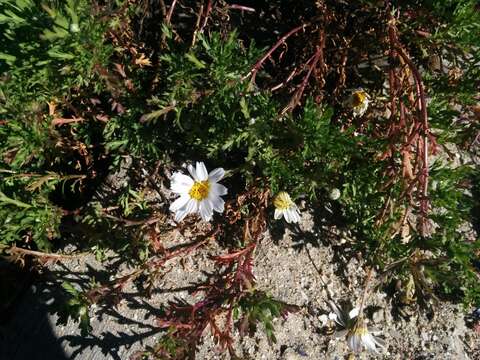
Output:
1 0 479 358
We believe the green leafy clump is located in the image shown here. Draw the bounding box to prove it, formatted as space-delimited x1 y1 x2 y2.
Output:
0 188 61 250
60 281 93 335
236 291 298 344
1 0 479 357
0 0 113 249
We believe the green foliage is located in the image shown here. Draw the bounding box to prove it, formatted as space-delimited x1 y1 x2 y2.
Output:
0 0 112 100
1 0 480 356
0 0 113 250
425 0 480 46
236 291 297 343
143 31 268 161
60 281 92 335
0 188 61 250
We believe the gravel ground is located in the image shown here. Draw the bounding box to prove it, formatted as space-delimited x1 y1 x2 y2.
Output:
1 207 479 360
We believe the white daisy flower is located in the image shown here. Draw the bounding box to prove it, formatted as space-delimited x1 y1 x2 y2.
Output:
273 191 300 223
169 162 227 222
328 301 385 354
346 316 385 354
349 88 370 117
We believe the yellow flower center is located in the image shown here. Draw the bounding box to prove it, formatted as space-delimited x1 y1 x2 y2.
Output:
273 192 294 210
352 91 367 107
350 317 369 338
189 181 210 200
352 325 369 336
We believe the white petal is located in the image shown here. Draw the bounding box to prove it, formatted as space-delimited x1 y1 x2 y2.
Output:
196 162 208 181
211 183 228 196
363 334 378 352
274 209 283 220
328 301 346 326
210 195 225 213
346 334 356 351
174 208 189 222
174 198 198 222
290 208 300 223
348 308 359 319
347 334 362 353
295 210 302 222
208 167 225 182
171 173 194 194
284 209 292 223
169 194 190 212
373 336 386 350
199 199 213 221
187 164 198 181
186 198 199 214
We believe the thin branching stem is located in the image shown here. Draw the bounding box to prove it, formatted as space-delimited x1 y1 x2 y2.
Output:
228 4 255 12
243 23 309 83
282 30 325 114
1 245 88 259
166 0 178 25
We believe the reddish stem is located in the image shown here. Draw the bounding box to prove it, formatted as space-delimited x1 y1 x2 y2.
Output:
166 0 178 24
282 42 323 114
228 4 255 12
244 23 309 83
51 117 84 126
199 0 213 34
387 13 434 236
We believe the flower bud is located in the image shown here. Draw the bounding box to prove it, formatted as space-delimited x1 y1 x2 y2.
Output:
329 188 341 200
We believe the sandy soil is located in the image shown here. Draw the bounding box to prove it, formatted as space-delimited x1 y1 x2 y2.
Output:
2 205 479 360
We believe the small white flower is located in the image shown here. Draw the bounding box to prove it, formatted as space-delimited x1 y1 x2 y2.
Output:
273 191 300 223
349 88 370 117
329 188 341 200
328 301 385 354
169 161 227 222
346 317 385 354
70 23 80 33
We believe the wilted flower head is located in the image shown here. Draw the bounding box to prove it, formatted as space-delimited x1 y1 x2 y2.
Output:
328 301 385 354
349 88 370 117
328 301 357 328
346 316 385 353
273 191 300 223
169 162 227 222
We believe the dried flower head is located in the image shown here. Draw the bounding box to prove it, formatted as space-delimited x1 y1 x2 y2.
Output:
346 316 385 353
170 162 227 222
349 88 370 117
328 301 385 354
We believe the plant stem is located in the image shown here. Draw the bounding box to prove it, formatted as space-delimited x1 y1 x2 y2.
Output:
0 191 32 208
244 23 309 83
0 244 88 259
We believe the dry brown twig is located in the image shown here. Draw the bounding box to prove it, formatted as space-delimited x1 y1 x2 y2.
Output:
243 23 310 84
1 244 88 261
282 29 326 115
228 4 255 13
165 0 178 25
375 6 437 236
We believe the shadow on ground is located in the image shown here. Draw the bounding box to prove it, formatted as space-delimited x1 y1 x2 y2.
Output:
0 260 68 360
0 259 164 360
